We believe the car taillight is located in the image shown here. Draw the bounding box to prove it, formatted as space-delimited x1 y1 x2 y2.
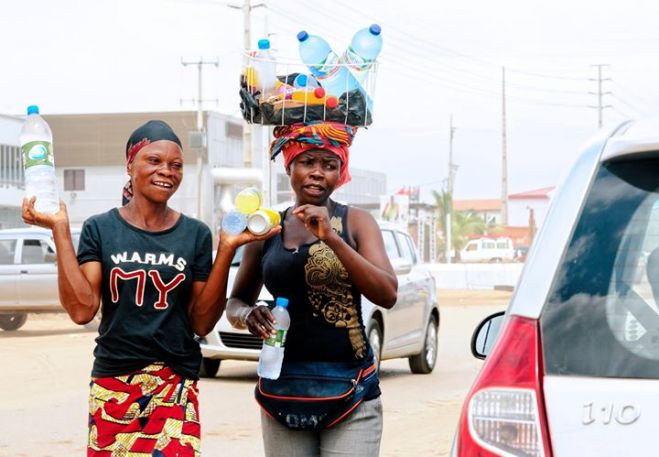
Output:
456 316 552 457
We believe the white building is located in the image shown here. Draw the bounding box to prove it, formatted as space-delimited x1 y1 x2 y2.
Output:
0 114 24 228
508 187 554 229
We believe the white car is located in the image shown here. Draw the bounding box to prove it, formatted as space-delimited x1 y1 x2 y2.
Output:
452 120 659 456
0 227 81 330
460 236 515 263
199 222 440 377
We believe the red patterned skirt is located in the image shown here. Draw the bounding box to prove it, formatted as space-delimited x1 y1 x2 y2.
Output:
88 363 200 456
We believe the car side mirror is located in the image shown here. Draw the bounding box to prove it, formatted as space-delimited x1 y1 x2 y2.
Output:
44 252 57 263
471 311 506 359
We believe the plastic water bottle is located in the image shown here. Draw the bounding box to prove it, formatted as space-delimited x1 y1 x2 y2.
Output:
341 24 383 83
257 297 291 380
253 38 277 99
221 209 248 235
297 31 364 102
19 105 59 214
293 73 321 89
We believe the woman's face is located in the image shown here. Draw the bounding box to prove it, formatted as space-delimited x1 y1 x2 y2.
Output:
288 149 341 204
127 140 183 204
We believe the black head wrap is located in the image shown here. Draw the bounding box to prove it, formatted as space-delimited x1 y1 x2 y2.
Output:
122 120 182 205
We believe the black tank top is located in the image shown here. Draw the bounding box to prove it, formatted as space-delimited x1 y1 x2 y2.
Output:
262 203 371 362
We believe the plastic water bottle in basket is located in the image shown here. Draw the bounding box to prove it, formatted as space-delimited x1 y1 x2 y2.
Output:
340 24 383 84
296 31 372 113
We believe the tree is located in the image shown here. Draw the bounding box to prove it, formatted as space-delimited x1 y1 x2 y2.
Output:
432 189 488 261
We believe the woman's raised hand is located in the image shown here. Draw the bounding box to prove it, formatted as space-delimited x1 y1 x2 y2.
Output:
22 197 69 230
292 205 335 241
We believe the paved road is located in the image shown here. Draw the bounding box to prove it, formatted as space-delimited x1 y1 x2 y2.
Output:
0 300 505 457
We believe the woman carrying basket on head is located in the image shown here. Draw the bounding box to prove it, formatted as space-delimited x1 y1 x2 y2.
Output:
22 120 279 456
226 121 398 457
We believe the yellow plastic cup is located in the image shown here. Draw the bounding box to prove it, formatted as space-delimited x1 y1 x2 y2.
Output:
247 208 281 235
235 187 262 214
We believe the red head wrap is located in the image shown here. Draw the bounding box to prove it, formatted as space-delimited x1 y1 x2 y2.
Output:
269 122 357 189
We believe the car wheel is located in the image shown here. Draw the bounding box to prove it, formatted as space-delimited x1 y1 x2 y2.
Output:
409 315 438 374
0 313 28 331
367 320 383 370
199 357 221 378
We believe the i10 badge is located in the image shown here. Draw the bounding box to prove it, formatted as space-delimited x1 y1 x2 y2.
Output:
583 403 641 425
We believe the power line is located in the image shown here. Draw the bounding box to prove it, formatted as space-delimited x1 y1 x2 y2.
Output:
331 0 591 82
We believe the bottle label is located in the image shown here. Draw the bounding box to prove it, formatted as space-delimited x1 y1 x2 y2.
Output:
22 141 54 169
264 329 287 348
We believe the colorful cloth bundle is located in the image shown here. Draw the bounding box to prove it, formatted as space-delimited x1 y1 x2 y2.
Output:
88 363 200 456
269 122 357 188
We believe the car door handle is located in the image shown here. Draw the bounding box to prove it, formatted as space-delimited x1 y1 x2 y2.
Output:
20 270 28 274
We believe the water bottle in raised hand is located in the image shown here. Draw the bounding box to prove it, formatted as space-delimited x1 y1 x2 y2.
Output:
257 297 291 380
20 105 59 214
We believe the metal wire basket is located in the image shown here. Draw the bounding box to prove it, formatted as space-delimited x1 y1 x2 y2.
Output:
239 52 378 127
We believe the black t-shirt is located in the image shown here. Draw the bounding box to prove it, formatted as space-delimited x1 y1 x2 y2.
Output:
77 208 212 380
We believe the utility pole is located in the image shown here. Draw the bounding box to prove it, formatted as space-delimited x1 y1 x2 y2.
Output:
446 114 456 264
589 64 612 128
229 0 267 169
181 58 219 220
501 66 508 226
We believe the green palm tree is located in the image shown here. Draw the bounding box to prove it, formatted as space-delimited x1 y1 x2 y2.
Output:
432 189 488 261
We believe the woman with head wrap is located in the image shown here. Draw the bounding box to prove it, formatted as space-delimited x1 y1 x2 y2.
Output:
22 120 279 456
227 121 398 457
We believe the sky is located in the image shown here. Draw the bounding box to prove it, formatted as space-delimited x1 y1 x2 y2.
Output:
2 0 659 203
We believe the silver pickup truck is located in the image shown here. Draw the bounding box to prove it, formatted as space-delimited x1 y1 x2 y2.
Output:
0 227 81 330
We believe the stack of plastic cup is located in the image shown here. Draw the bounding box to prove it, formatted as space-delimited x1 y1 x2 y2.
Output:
222 187 281 236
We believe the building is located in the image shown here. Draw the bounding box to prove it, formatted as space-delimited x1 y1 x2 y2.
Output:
0 114 24 228
508 186 554 230
453 199 503 225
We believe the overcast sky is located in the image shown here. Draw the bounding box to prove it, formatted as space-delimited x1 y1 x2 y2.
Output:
2 0 659 201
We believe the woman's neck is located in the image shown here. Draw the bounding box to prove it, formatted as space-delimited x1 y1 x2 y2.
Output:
119 199 178 231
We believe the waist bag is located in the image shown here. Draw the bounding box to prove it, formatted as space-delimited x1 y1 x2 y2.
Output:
255 358 378 431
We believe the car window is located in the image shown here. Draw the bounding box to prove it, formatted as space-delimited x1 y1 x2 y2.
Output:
381 230 402 260
404 234 418 265
396 232 416 264
0 240 16 265
465 242 477 251
541 158 659 378
22 238 53 264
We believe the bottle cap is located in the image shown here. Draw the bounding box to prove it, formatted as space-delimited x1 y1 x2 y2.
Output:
369 24 382 35
257 38 271 50
276 297 289 308
294 74 308 87
27 105 39 115
325 96 338 109
297 31 309 42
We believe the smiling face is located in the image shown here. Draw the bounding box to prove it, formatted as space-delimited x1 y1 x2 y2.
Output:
288 149 342 205
127 140 183 204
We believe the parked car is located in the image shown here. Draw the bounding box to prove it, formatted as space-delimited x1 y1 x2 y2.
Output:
451 120 659 456
460 236 515 263
199 221 440 377
0 227 82 330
